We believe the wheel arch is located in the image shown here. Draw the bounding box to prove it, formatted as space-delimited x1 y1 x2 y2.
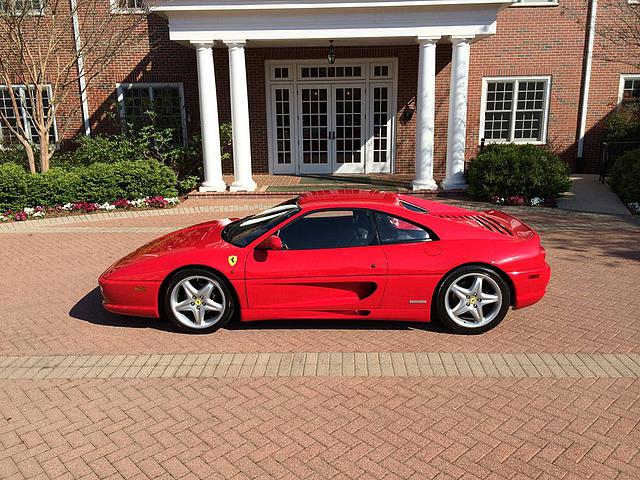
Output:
430 262 515 315
157 264 241 319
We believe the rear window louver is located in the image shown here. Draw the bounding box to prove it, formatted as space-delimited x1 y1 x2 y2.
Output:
433 214 513 236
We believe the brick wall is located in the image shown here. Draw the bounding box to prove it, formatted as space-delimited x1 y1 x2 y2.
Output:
4 1 637 178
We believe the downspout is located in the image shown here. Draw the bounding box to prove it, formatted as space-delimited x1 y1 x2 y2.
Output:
576 0 597 172
69 0 91 135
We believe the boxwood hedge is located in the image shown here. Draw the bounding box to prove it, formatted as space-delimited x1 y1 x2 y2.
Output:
0 160 178 212
467 143 571 201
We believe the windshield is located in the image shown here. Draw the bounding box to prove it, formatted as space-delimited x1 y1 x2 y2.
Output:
221 198 300 247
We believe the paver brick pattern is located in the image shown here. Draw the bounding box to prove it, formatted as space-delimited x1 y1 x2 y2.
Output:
0 377 638 479
1 198 639 479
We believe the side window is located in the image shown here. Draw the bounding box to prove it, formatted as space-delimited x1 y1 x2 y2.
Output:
374 211 432 244
278 209 376 250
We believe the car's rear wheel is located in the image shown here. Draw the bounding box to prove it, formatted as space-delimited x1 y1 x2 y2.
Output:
435 266 510 334
163 268 234 333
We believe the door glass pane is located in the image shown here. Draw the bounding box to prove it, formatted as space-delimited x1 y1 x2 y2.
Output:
335 87 363 164
279 210 375 250
372 87 389 163
300 88 328 164
274 88 292 164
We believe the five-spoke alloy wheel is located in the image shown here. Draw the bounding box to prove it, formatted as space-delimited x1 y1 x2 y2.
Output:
163 268 234 333
435 265 510 334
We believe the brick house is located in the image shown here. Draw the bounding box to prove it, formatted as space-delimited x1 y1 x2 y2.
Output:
1 0 638 191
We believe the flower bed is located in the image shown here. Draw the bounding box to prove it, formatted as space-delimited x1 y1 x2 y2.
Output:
1 196 180 223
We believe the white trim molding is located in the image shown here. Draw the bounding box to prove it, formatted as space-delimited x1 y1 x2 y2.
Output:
479 75 552 146
618 74 640 103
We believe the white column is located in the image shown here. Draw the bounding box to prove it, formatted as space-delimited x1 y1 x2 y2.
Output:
195 42 226 192
225 40 257 192
412 37 440 191
442 36 472 190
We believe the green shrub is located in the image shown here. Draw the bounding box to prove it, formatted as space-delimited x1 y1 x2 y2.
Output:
605 103 640 142
53 134 149 168
0 159 177 211
0 145 30 169
0 163 29 211
467 144 571 201
608 148 640 204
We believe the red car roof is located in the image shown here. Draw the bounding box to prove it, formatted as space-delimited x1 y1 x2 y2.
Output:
297 189 400 208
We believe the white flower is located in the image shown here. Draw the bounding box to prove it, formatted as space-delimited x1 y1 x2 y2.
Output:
628 202 640 214
32 211 45 218
530 197 543 206
166 197 179 205
62 202 74 211
0 215 8 222
131 198 147 208
23 207 35 215
98 202 116 211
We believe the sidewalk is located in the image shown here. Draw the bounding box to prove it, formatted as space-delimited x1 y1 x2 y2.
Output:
558 174 631 216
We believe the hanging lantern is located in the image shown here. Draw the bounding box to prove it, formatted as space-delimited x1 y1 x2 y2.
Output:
327 40 336 65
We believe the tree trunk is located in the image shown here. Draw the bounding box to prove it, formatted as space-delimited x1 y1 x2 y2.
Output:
39 133 50 173
24 143 37 174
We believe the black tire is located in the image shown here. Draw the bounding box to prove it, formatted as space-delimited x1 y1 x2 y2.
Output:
434 265 510 335
162 268 235 333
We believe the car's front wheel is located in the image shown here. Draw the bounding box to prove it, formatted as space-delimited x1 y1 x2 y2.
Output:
435 266 510 334
163 268 235 333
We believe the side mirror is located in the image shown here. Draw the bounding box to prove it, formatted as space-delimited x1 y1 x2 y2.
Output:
257 235 283 250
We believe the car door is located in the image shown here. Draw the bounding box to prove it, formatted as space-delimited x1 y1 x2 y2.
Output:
373 210 443 315
245 209 387 314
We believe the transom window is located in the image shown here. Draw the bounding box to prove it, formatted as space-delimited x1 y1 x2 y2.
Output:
300 66 363 79
117 83 186 144
620 75 640 104
481 77 551 143
0 85 57 145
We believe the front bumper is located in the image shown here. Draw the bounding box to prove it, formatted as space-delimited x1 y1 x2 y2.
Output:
99 277 161 318
510 262 551 309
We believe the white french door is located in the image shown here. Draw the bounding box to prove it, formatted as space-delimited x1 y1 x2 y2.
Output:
298 85 331 174
332 84 365 174
268 60 396 175
297 84 366 174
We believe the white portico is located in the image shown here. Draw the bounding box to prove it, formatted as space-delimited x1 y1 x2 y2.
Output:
151 0 513 192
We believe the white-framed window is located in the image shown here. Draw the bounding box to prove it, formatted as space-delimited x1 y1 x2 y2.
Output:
480 76 551 144
0 0 43 14
619 75 640 104
0 85 57 145
110 0 145 13
117 83 187 144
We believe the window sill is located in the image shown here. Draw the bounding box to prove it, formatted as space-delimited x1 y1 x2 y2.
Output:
510 2 559 7
110 7 147 14
480 140 547 146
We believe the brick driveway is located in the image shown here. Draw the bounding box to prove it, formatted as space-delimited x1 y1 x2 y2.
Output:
1 198 639 479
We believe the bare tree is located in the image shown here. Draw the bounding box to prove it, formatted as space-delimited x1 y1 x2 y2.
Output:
0 0 151 173
562 0 640 70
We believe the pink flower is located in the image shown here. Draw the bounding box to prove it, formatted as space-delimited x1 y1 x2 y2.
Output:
145 196 169 208
14 211 27 221
113 199 131 209
506 195 525 206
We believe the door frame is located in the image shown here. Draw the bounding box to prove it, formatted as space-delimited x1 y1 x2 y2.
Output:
265 58 397 175
331 83 366 174
297 84 332 175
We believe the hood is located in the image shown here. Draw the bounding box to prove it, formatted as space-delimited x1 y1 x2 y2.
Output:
101 219 231 277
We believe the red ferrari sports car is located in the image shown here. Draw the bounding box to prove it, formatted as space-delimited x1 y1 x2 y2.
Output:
99 190 550 334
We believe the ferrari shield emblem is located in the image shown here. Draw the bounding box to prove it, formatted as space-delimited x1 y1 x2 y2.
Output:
227 255 238 267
